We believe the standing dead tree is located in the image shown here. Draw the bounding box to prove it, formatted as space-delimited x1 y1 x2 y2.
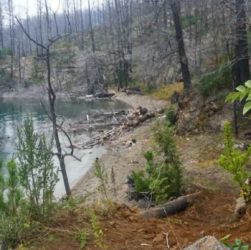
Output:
16 17 74 197
169 0 192 90
233 0 250 85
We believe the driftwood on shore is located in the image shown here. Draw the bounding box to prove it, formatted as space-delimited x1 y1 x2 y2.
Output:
70 92 115 103
94 92 115 98
68 106 162 150
121 87 143 96
140 192 201 219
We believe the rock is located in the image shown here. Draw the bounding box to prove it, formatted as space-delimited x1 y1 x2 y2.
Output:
183 236 228 250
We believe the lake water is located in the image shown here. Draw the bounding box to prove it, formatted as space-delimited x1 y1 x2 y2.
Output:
0 98 128 197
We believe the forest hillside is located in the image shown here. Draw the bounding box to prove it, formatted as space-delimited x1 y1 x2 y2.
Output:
0 0 251 250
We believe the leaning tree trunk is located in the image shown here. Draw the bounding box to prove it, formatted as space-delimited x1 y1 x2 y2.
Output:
169 0 192 91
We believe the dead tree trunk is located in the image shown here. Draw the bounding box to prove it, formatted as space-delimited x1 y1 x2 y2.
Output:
88 0 96 53
0 3 4 48
169 0 192 90
16 18 72 197
8 0 15 79
233 0 250 85
46 47 71 196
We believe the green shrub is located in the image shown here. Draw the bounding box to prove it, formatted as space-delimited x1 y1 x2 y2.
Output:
93 159 108 200
131 122 183 204
141 83 157 94
226 80 251 115
223 239 250 250
198 62 232 97
165 106 177 125
0 160 30 249
16 118 59 221
75 229 88 249
219 122 251 202
89 210 106 249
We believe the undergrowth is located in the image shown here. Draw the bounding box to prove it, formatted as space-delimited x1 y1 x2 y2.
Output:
151 82 184 100
198 62 232 97
219 122 251 202
130 120 183 204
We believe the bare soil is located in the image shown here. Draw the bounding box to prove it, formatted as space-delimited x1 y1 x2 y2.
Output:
29 92 251 249
29 191 251 250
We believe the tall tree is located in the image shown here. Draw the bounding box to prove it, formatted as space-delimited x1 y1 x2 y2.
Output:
169 0 192 90
88 0 96 53
16 15 75 197
8 0 15 78
233 0 250 85
0 3 3 48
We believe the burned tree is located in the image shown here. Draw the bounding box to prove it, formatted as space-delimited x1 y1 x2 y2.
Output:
16 17 73 197
169 0 192 90
233 0 250 85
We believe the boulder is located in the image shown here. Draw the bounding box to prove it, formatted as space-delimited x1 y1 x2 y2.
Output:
183 236 228 250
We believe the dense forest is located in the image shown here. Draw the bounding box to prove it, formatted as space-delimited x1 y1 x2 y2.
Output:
0 0 251 249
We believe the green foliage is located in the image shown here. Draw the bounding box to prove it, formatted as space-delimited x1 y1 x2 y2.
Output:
89 210 107 249
0 48 12 60
224 239 250 250
131 170 151 194
131 121 183 204
16 118 59 221
198 62 232 97
0 160 30 249
219 123 251 201
94 159 109 200
226 80 251 115
165 106 177 126
141 83 157 94
75 229 88 250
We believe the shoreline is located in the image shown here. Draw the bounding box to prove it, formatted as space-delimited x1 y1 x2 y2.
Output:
72 92 167 203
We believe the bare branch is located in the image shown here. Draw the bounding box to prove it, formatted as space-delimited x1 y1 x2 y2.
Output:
15 16 47 50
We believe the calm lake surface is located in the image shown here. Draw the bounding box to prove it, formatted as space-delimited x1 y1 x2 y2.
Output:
0 98 128 197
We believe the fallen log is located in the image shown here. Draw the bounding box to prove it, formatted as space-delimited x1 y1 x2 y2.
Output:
138 112 155 123
94 92 115 98
140 192 201 219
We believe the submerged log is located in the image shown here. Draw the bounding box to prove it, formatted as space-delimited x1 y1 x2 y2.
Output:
140 193 201 219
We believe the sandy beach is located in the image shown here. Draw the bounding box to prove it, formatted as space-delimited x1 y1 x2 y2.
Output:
72 93 167 203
